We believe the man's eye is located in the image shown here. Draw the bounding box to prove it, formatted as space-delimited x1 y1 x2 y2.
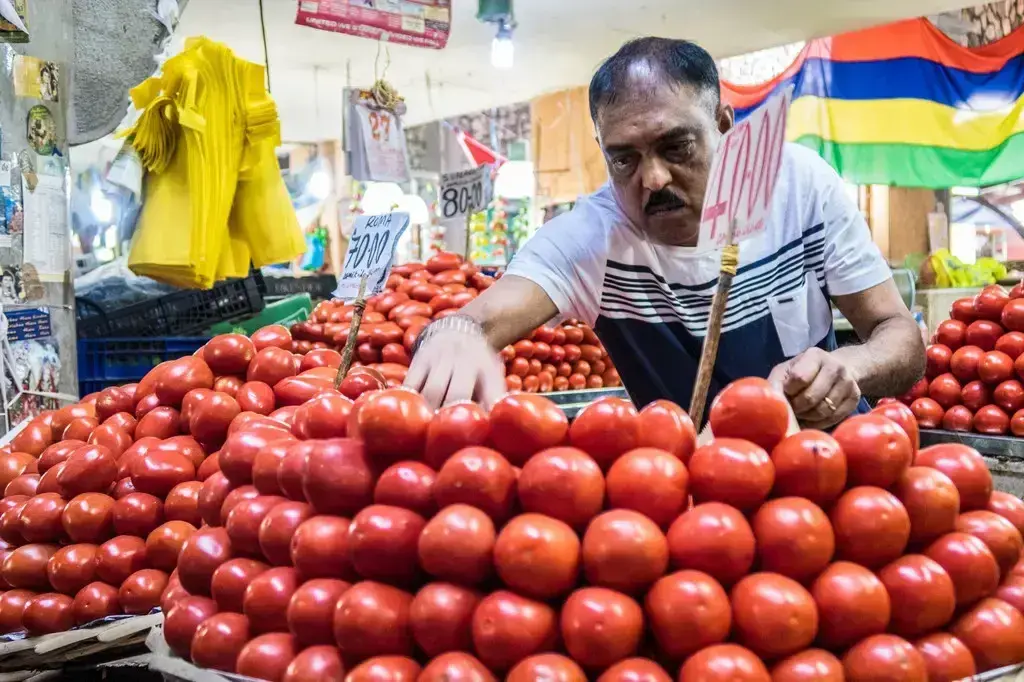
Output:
663 140 695 163
610 156 636 173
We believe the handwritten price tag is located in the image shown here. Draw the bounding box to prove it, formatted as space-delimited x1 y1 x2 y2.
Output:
696 86 793 253
354 102 411 183
439 166 493 220
334 212 411 301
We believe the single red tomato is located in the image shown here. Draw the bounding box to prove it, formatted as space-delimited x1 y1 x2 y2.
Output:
348 505 426 585
290 515 357 581
146 520 197 572
925 532 1000 608
418 653 495 682
251 325 292 352
987 490 1024 535
811 561 890 650
434 446 516 523
955 510 1024 575
356 389 432 464
19 492 67 544
568 397 640 470
408 582 479 658
975 404 1010 435
242 566 299 634
204 333 256 376
605 447 688 529
967 320 1005 351
470 590 557 671
489 393 569 466
769 430 846 505
418 504 495 587
952 597 1024 672
22 593 75 635
46 544 99 595
62 492 116 544
915 443 992 510
878 554 956 637
96 535 147 585
0 589 35 633
770 650 844 682
951 346 985 382
893 466 960 546
678 644 771 682
596 659 672 682
929 373 963 409
494 513 580 599
236 633 299 682
177 527 233 596
164 595 219 658
752 497 834 582
72 581 121 625
560 587 643 669
287 578 352 647
936 319 968 350
998 331 1024 360
979 350 1015 385
833 414 913 488
517 447 604 530
374 461 437 518
333 581 414 660
942 405 974 432
666 502 755 586
926 344 953 378
119 568 169 614
911 398 945 428
870 401 920 452
708 377 789 451
975 286 1010 322
582 510 668 593
507 655 584 682
994 379 1024 413
635 400 696 463
914 632 977 682
257 501 313 567
830 486 910 568
423 402 490 470
191 612 251 673
843 635 927 681
688 438 774 511
731 573 817 659
1003 298 1024 332
645 570 731 660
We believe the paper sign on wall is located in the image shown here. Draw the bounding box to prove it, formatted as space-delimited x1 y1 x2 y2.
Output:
439 166 493 219
695 86 793 253
334 212 411 301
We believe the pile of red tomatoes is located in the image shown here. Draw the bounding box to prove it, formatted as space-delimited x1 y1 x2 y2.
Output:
289 251 621 394
0 325 1022 682
905 282 1024 436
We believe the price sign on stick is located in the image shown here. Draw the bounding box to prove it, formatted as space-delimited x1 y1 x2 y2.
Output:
695 86 794 254
439 166 493 220
334 212 411 302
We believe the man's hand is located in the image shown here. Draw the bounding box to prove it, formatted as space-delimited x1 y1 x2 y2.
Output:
769 347 860 429
404 329 507 410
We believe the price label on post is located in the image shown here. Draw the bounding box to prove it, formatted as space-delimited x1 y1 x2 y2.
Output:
439 166 493 219
695 86 794 253
333 212 411 301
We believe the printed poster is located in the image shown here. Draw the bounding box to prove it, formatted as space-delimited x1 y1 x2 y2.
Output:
296 0 451 49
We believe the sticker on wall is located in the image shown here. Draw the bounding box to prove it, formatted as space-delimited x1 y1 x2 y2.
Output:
26 105 56 156
5 307 50 341
12 56 59 101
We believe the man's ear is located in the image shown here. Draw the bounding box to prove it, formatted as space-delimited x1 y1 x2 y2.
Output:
717 103 735 135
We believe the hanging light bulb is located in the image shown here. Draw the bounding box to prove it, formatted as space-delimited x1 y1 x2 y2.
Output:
492 21 514 70
90 188 114 223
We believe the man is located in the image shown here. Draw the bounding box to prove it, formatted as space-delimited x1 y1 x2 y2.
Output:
407 37 924 429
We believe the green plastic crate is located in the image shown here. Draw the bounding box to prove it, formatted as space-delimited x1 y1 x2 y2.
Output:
207 294 313 336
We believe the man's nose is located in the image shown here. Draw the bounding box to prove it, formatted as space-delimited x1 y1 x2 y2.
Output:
640 156 672 192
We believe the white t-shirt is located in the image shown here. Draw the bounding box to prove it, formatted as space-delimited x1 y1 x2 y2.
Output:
506 143 892 409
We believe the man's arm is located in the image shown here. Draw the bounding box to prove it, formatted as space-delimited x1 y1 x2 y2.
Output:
458 275 560 350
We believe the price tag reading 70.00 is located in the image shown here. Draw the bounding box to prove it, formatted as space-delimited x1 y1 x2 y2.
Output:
439 165 493 220
333 212 411 301
695 86 794 253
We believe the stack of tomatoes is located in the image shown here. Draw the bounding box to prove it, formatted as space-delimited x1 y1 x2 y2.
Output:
289 251 621 394
0 326 1022 682
905 282 1024 436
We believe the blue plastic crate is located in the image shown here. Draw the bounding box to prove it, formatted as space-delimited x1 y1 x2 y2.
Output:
77 337 209 396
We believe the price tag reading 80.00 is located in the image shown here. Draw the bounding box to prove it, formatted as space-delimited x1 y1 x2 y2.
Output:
439 165 493 220
333 212 411 301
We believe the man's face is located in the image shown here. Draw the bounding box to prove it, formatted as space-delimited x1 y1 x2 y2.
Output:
596 75 733 247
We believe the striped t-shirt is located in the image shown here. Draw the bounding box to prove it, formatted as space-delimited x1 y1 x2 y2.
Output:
506 143 892 410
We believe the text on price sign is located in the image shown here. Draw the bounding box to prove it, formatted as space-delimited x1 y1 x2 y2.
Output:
439 166 493 220
333 212 411 301
695 87 793 253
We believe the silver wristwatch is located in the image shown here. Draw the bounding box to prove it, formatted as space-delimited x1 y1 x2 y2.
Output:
411 314 486 357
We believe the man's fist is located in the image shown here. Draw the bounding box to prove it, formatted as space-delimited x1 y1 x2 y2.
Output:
769 347 860 429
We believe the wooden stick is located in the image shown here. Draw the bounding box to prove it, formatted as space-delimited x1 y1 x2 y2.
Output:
334 275 369 389
464 214 472 261
689 220 739 426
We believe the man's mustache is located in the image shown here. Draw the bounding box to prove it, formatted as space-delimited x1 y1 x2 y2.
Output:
644 189 686 215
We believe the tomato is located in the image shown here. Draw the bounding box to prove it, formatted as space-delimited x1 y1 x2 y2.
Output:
251 325 292 352
290 515 356 581
333 581 414 659
559 587 643 669
420 402 489 470
752 497 833 582
253 501 311 567
925 532 1000 607
300 439 374 516
645 570 730 660
928 373 963 410
967 320 1005 351
568 397 639 470
246 347 297 389
404 583 480 659
58 444 117 497
220 485 260 525
997 332 1024 361
11 418 53 457
843 634 927 682
22 593 75 635
926 344 952 378
952 598 1024 672
489 393 569 466
220 427 293 486
191 612 251 673
225 495 286 556
975 286 1009 321
203 334 256 376
770 650 844 682
46 544 99 595
177 527 233 596
688 438 774 511
131 450 196 498
96 535 147 584
596 659 672 682
604 447 687 529
667 502 755 586
19 492 67 544
731 573 817 659
353 389 432 464
241 566 298 635
879 554 956 638
915 443 992 510
0 451 35 488
978 350 1014 385
236 381 276 416
0 589 34 634
418 504 495 586
187 392 240 445
975 404 1010 434
942 405 974 432
348 505 426 585
470 590 556 671
236 633 299 682
507 655 584 682
164 595 219 657
493 513 579 600
708 378 789 451
811 561 890 649
834 414 913 488
893 467 960 546
299 348 342 372
146 520 197 571
633 400 696 463
955 510 1024 575
418 653 495 682
119 568 169 614
994 379 1024 413
292 393 352 441
936 319 968 350
768 430 846 504
276 579 348 650
434 446 516 523
915 632 977 682
831 486 910 568
1002 297 1024 332
870 401 920 452
582 510 668 593
373 461 437 518
987 490 1024 535
95 386 135 422
154 357 215 408
72 581 121 625
678 644 771 682
950 345 984 383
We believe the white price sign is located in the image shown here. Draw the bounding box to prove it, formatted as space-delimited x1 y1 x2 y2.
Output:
695 87 793 253
334 212 411 301
439 165 493 219
354 102 411 183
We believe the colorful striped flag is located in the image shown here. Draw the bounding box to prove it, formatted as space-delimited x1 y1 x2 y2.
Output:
721 19 1024 188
